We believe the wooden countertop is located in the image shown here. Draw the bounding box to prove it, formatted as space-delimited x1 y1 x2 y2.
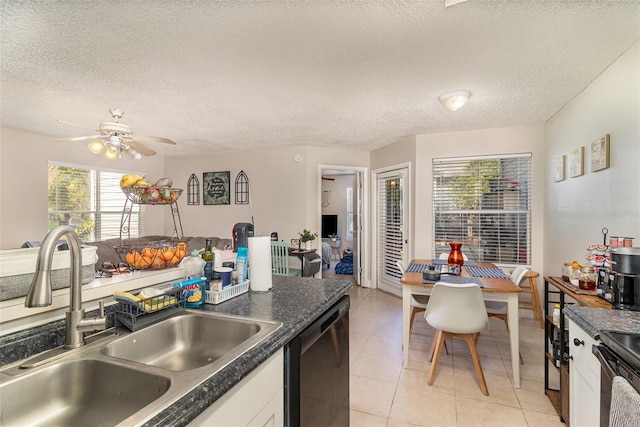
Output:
545 276 612 309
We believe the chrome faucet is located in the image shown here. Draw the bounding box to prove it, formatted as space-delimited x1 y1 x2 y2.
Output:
25 226 107 348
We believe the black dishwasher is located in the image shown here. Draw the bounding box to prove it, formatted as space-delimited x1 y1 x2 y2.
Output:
285 295 350 427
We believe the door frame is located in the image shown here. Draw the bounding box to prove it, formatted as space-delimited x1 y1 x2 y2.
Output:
317 164 369 287
372 162 411 297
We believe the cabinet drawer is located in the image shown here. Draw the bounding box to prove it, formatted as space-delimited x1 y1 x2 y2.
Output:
568 319 600 376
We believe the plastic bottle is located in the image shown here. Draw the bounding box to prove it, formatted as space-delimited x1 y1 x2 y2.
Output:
183 249 206 280
236 246 248 283
202 238 215 287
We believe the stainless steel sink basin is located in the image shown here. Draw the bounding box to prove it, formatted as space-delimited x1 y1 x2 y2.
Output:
1 309 281 426
0 359 170 426
101 310 280 371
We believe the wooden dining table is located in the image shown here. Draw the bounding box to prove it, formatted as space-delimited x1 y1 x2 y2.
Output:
400 259 523 388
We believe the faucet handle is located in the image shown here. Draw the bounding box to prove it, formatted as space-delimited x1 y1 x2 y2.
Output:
99 300 105 318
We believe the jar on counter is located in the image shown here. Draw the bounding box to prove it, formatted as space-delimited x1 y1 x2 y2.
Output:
562 263 572 282
578 266 597 291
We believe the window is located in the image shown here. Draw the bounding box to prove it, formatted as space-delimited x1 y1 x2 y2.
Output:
48 163 143 241
346 187 353 239
432 154 531 265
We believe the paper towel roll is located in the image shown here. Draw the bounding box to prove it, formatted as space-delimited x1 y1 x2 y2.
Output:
248 236 272 292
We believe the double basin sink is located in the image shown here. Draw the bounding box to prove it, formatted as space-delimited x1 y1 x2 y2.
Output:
0 310 281 426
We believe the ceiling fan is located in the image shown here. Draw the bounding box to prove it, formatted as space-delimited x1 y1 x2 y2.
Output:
55 108 176 160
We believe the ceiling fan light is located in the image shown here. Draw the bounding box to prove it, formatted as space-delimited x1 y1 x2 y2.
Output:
438 90 471 112
104 146 119 160
126 147 143 160
87 141 105 154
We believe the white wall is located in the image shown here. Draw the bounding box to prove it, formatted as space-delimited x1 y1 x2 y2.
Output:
544 41 640 276
0 127 166 249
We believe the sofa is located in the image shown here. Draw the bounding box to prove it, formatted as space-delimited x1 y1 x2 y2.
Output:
86 236 233 269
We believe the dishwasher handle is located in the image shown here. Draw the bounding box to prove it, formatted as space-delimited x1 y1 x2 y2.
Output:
300 296 349 355
593 344 617 381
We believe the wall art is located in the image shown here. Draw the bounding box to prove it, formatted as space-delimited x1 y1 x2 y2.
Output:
235 170 250 204
591 134 610 172
187 173 200 205
203 171 230 205
553 155 565 182
569 146 584 178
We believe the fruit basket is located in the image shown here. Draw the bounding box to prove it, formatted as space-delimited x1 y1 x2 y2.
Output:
115 240 188 270
122 186 183 205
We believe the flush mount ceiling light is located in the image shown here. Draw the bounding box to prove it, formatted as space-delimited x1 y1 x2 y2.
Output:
438 90 471 112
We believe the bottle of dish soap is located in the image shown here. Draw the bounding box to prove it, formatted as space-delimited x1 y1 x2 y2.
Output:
236 246 248 283
202 238 215 287
183 249 206 280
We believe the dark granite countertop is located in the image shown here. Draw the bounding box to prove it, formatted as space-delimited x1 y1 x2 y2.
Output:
564 306 640 339
0 275 352 427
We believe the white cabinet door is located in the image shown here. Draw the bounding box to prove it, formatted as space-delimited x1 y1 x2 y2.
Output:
189 349 284 426
568 319 600 427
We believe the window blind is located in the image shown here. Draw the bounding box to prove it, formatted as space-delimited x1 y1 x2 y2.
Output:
48 163 143 241
432 154 532 265
377 171 404 281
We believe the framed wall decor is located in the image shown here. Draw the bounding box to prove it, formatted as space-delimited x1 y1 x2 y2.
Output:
553 155 565 182
203 171 230 205
591 134 610 172
569 146 584 178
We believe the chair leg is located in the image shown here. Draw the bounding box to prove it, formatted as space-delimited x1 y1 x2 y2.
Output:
428 333 449 362
460 333 489 396
428 330 447 386
409 306 419 333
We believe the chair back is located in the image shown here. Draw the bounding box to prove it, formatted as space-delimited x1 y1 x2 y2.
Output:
438 252 469 261
510 265 529 286
425 282 488 334
271 241 292 275
396 260 407 275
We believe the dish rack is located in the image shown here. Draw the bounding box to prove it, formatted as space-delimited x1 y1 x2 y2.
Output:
205 280 250 305
114 286 183 331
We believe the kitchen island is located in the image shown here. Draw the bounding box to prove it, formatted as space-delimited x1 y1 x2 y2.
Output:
0 274 352 426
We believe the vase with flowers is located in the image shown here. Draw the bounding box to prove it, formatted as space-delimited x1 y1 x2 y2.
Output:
299 229 318 250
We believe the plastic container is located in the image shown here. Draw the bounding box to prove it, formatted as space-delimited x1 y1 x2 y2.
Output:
182 250 206 279
236 246 248 283
173 277 206 308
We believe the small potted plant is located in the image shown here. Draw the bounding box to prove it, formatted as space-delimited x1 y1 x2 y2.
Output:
299 229 318 250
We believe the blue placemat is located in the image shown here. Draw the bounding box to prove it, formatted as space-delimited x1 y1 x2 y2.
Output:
408 261 477 272
465 266 510 279
422 276 484 287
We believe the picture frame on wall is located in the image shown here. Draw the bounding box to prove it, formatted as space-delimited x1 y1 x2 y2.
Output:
203 171 230 205
553 155 565 182
591 134 610 172
569 146 584 178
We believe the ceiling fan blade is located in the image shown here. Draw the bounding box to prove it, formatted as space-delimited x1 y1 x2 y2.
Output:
54 135 104 143
125 140 156 157
130 134 176 145
445 0 469 7
55 119 99 131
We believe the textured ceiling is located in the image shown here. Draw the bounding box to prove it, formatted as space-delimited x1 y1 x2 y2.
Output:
1 1 639 157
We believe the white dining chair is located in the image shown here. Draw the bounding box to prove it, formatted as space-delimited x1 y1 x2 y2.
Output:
425 282 489 395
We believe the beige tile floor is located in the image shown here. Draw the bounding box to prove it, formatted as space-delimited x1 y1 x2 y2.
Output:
346 284 566 427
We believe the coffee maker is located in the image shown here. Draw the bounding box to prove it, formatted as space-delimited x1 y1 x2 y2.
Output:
232 222 254 252
609 247 640 311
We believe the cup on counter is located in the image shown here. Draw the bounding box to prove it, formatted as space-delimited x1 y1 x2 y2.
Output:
215 267 233 288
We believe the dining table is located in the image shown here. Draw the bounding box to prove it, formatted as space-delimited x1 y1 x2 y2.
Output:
400 259 523 388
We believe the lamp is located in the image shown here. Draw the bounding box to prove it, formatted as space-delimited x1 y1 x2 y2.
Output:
438 90 470 112
123 144 142 160
104 146 119 160
87 141 105 154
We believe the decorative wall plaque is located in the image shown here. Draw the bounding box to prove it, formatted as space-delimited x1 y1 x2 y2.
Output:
203 171 230 205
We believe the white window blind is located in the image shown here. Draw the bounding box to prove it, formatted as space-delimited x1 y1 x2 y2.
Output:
346 187 354 239
48 163 143 241
432 154 532 265
377 171 404 281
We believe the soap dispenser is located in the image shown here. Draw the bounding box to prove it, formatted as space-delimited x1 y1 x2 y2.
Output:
182 249 206 280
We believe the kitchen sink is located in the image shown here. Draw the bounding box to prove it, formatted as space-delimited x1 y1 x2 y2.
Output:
101 310 280 371
0 359 171 426
1 309 281 426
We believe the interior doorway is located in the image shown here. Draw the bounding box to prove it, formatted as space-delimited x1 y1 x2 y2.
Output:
318 165 368 287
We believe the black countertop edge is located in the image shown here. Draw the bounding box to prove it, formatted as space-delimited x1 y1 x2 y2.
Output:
1 275 352 427
564 306 640 339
